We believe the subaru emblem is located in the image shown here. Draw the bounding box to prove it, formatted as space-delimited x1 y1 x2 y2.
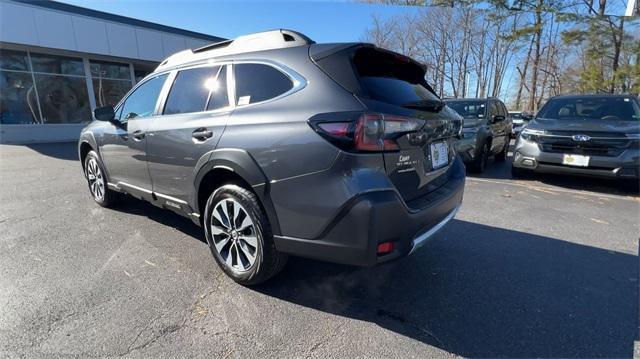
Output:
572 134 591 142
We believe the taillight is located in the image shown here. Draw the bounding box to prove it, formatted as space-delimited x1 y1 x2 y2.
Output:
310 112 423 152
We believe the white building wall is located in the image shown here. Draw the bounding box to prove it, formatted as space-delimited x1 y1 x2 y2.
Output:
0 1 211 62
0 0 218 144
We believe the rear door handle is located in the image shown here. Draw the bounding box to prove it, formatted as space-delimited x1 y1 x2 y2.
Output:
192 128 213 141
132 130 145 141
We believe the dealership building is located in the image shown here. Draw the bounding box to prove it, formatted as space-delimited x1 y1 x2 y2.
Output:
0 0 223 143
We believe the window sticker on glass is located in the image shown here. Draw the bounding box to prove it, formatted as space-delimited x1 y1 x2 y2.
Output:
238 96 251 105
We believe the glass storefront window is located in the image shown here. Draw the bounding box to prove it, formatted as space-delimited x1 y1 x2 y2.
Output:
0 49 154 125
0 49 29 72
30 53 85 76
92 78 131 108
0 71 39 124
89 60 132 108
34 75 91 124
90 60 130 80
134 67 153 84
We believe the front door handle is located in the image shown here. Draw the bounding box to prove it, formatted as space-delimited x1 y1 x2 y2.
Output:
192 128 213 141
132 130 145 141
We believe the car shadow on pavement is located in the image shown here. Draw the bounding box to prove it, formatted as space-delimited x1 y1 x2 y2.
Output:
111 197 206 243
256 219 638 358
7 142 79 161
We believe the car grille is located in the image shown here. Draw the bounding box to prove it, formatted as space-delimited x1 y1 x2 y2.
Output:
538 133 632 157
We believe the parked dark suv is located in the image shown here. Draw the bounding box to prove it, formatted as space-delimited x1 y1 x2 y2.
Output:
445 98 512 172
512 94 640 183
78 30 465 285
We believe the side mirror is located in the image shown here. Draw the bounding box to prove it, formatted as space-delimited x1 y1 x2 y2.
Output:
492 115 505 123
94 106 115 122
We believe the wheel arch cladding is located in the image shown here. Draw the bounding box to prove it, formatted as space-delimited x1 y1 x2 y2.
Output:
79 142 93 169
194 149 281 235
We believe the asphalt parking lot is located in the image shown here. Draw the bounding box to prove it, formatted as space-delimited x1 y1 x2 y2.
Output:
0 142 638 358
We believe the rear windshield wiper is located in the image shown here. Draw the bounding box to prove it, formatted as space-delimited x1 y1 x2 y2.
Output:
402 99 445 112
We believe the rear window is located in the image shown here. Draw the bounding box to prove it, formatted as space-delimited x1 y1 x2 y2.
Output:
537 97 640 121
353 48 439 106
446 100 487 118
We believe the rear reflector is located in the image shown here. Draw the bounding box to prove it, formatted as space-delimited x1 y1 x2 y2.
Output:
377 242 394 254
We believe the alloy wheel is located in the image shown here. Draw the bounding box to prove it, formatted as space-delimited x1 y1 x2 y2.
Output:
210 199 258 272
86 158 105 200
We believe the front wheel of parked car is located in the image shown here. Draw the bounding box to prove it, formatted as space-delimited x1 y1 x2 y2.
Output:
469 142 489 173
84 151 119 207
203 184 287 285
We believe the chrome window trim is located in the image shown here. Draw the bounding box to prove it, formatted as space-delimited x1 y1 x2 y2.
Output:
126 59 307 117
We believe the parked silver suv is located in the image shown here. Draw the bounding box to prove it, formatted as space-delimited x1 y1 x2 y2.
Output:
512 94 640 183
78 30 465 284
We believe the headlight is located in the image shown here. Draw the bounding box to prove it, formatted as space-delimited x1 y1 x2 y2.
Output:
520 128 545 141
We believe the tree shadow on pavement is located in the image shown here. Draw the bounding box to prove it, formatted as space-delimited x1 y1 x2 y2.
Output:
256 219 638 358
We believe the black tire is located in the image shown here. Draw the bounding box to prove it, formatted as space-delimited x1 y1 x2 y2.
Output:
469 142 489 173
511 165 532 179
203 184 287 285
84 151 119 207
495 137 509 162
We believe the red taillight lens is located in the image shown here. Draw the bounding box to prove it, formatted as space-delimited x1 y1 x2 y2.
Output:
377 242 394 254
317 122 350 137
310 112 423 153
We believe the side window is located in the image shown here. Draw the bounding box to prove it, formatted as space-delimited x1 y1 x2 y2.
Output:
499 102 508 117
489 101 499 117
164 66 220 115
119 74 168 122
234 63 293 105
206 65 229 111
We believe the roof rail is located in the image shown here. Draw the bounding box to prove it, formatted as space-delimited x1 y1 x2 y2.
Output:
156 29 314 71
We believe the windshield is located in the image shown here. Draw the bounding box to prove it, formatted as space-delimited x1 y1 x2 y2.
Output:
537 97 640 121
446 101 487 119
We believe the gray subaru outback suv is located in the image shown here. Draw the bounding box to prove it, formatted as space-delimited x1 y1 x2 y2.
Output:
78 30 465 285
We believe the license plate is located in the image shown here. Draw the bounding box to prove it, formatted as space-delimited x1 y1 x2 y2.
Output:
562 154 590 167
430 141 449 169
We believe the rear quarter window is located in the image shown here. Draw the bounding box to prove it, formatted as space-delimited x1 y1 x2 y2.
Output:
234 63 293 105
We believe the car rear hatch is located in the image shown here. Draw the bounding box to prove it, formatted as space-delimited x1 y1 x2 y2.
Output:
309 44 462 204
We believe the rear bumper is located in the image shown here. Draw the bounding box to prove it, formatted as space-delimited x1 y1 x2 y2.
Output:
512 137 640 179
273 157 465 266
